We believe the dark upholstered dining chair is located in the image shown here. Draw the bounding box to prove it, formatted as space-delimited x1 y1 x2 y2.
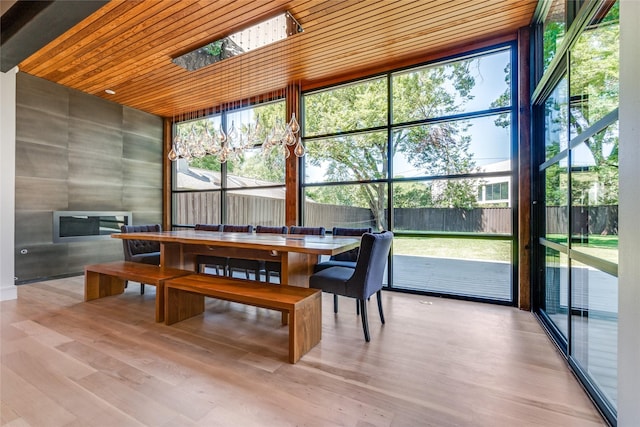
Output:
194 224 225 275
288 226 326 236
314 227 373 272
226 225 288 282
309 231 393 342
196 225 254 278
120 223 162 295
263 226 325 283
314 227 373 315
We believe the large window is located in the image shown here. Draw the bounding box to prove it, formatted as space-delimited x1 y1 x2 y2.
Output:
533 1 619 423
302 46 516 303
172 100 286 227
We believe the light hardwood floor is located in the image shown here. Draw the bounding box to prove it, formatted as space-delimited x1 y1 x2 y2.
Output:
1 276 606 427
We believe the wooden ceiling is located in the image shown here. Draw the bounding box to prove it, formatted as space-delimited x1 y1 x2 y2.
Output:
18 0 537 118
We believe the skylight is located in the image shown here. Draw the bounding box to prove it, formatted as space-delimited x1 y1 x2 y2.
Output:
172 11 303 71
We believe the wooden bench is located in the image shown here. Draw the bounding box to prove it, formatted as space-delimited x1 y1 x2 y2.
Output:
164 274 322 364
84 261 191 322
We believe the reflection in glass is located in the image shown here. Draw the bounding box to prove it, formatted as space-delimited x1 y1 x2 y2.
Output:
544 77 568 160
172 11 303 71
544 247 568 339
393 178 511 233
570 122 619 263
393 114 511 179
543 0 566 72
172 191 221 225
570 2 619 138
304 78 387 137
303 184 386 231
571 260 618 407
392 236 511 300
227 189 285 226
304 131 387 184
544 160 568 241
392 49 511 123
174 101 286 192
226 144 285 187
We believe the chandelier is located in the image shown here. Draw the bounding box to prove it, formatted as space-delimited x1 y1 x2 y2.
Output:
168 111 304 163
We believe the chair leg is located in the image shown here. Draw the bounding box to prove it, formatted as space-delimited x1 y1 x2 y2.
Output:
140 283 145 295
356 300 360 315
359 299 370 342
376 290 385 324
333 294 338 313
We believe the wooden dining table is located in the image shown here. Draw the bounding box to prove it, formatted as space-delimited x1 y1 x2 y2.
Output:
112 229 361 287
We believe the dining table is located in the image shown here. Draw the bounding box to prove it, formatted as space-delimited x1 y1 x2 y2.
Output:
112 229 361 287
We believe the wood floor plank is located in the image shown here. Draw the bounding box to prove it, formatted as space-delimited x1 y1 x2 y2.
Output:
0 276 606 426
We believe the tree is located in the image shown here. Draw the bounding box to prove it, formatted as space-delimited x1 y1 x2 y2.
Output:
569 1 619 214
304 60 481 228
185 101 287 182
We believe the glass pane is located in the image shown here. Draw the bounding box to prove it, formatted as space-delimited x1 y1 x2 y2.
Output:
172 191 220 225
226 102 286 186
227 189 285 226
544 159 568 242
303 184 386 231
544 77 568 160
543 0 566 72
173 115 222 191
303 78 387 137
392 49 511 123
570 122 619 264
392 236 511 300
393 114 511 179
570 2 619 138
393 179 512 234
226 145 285 188
304 131 387 183
544 246 568 339
571 260 618 407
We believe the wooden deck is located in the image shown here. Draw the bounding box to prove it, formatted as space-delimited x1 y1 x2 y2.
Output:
1 276 606 426
391 255 512 301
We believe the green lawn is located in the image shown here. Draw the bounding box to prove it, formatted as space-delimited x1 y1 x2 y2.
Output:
393 236 512 262
391 234 619 265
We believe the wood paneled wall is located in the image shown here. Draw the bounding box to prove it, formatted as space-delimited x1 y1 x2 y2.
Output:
14 73 163 283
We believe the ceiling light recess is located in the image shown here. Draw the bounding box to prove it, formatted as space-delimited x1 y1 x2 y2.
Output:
172 11 303 71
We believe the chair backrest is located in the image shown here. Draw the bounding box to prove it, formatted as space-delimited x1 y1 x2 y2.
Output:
194 224 222 231
222 224 254 233
331 227 373 261
120 224 161 258
347 231 393 299
256 225 288 234
289 226 326 236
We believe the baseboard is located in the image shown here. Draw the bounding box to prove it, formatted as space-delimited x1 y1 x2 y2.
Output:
0 284 17 301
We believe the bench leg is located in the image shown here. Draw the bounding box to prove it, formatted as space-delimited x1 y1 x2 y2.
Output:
288 292 322 363
165 287 205 325
85 271 125 301
155 283 164 323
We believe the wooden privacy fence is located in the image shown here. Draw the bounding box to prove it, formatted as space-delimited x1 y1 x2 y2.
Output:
393 207 511 234
174 192 516 233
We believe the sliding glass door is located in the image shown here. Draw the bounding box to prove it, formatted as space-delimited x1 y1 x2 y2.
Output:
533 1 619 423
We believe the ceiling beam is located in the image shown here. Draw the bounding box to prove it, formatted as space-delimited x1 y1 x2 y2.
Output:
1 0 107 72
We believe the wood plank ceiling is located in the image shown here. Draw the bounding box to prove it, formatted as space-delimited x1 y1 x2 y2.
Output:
18 0 537 119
